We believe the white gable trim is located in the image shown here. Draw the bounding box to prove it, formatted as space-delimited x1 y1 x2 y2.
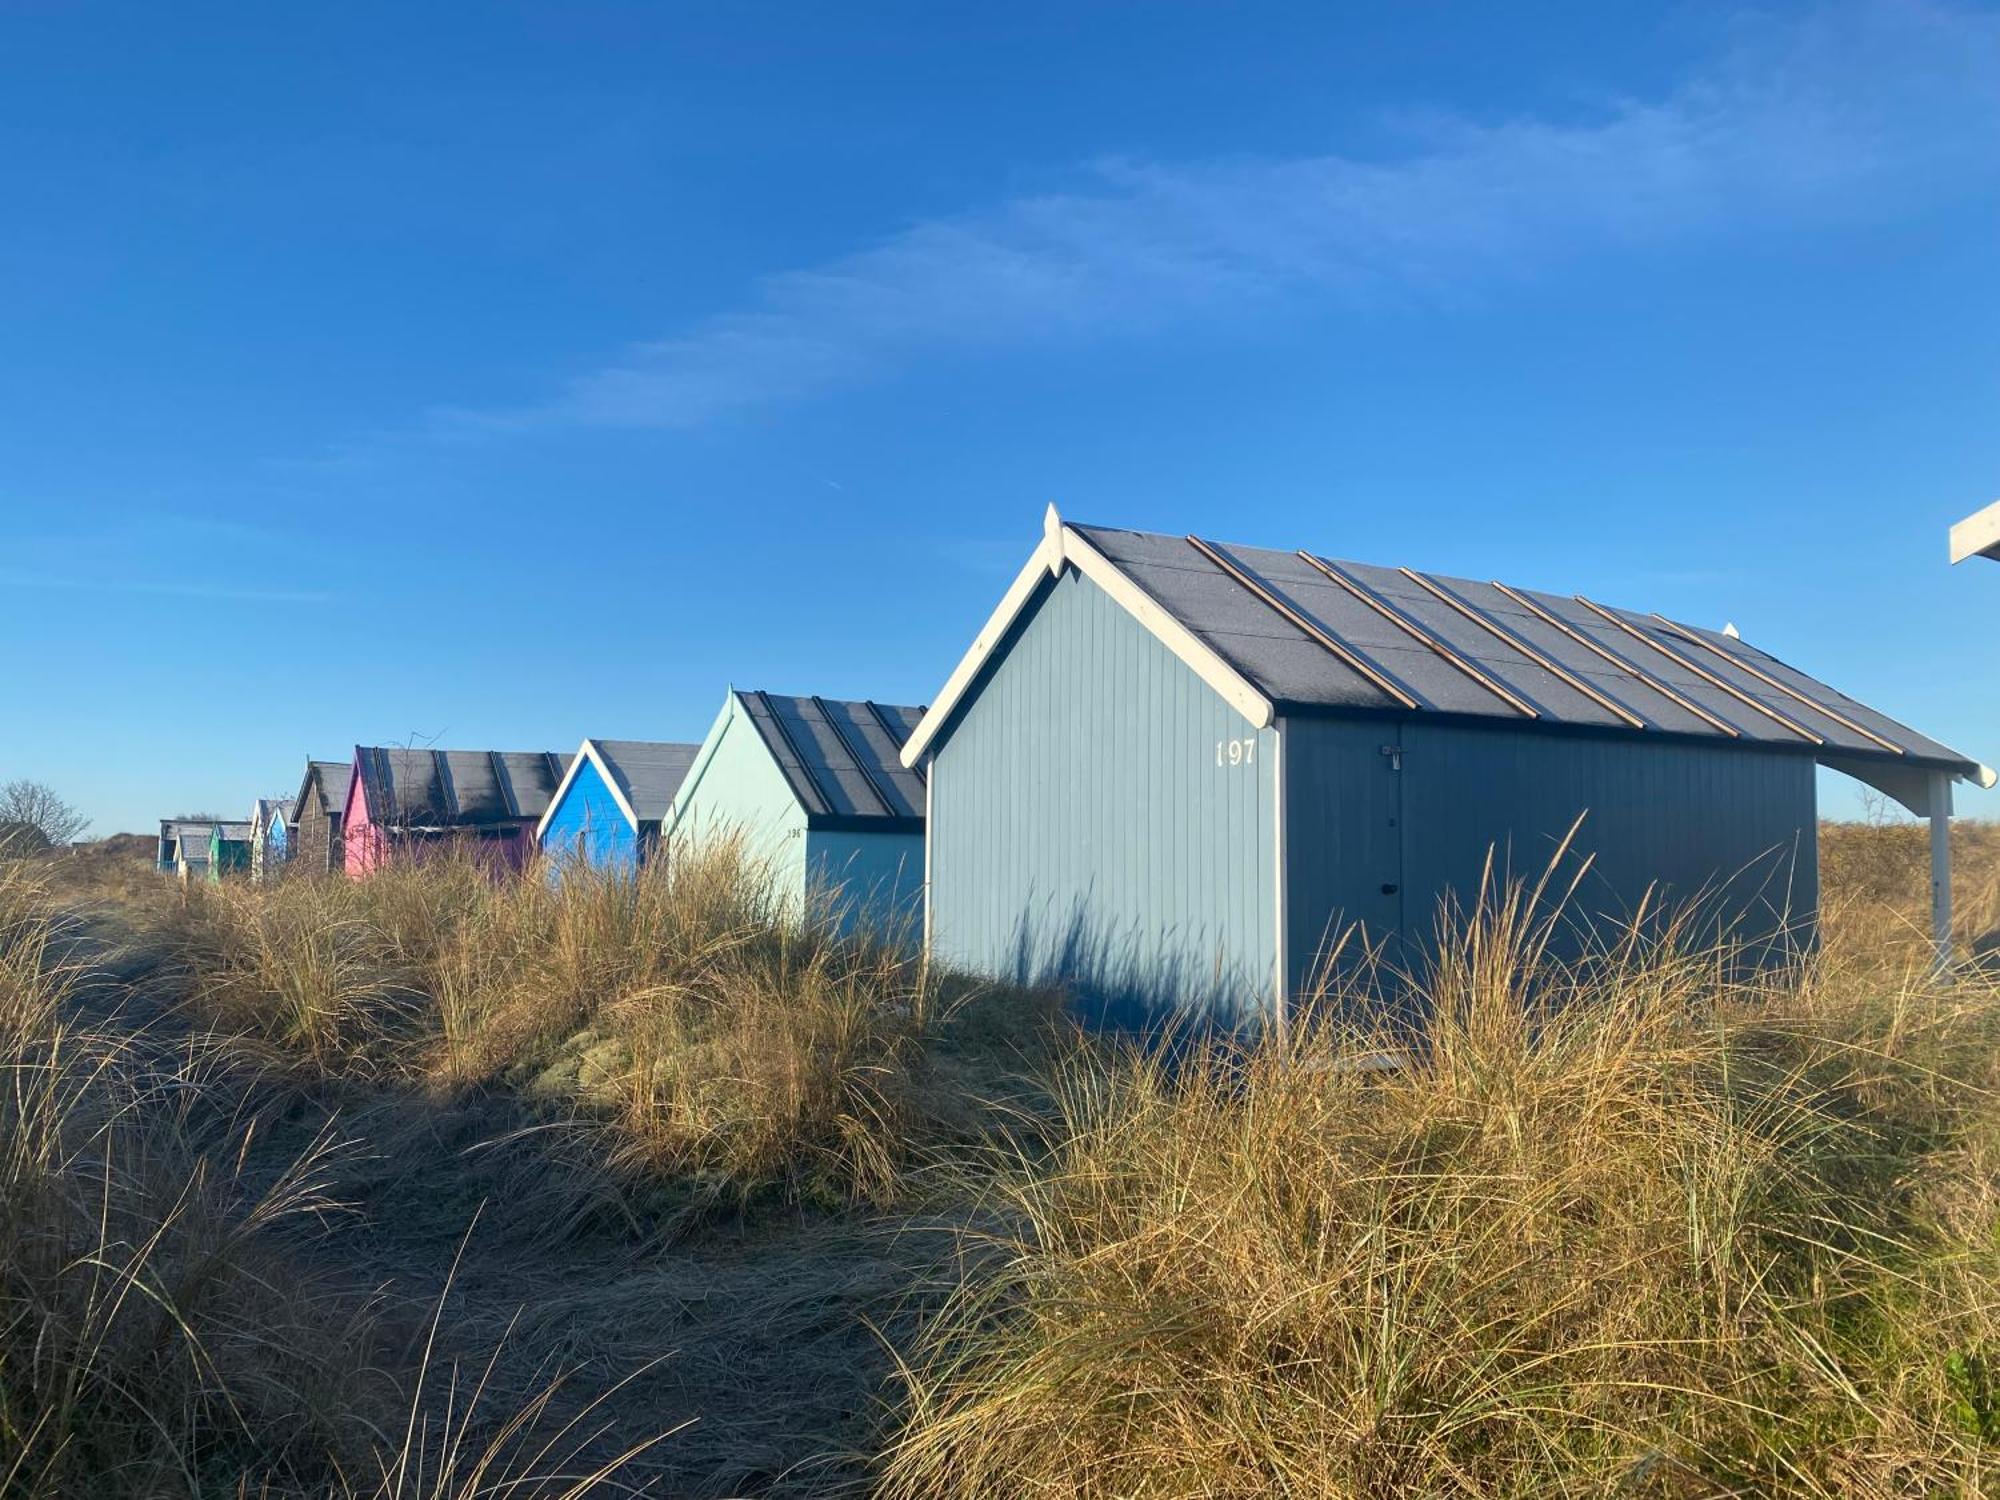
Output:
1950 498 2000 565
662 692 745 841
900 504 1275 768
536 738 643 844
1062 522 1275 730
897 521 1065 768
249 799 288 839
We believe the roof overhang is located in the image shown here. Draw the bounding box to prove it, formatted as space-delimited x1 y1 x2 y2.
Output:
900 504 1274 767
1820 752 1997 818
1950 499 2000 564
536 738 642 844
804 813 926 835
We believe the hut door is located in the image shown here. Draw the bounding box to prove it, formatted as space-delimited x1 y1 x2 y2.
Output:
1373 726 1408 976
1285 719 1407 994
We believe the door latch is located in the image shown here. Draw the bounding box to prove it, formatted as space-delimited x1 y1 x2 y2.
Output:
1379 744 1403 772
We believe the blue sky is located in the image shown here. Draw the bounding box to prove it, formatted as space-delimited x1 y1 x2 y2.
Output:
2 0 1996 833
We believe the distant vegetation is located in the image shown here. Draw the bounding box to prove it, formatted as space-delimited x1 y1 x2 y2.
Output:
1 822 1996 1496
0 778 87 847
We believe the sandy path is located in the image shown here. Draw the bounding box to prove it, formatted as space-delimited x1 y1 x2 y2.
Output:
51 896 957 1498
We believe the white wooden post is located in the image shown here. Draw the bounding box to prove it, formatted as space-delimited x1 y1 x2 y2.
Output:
1930 770 1953 976
921 752 934 959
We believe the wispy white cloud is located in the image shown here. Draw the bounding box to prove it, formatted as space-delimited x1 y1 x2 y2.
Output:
458 1 2000 432
3 511 335 604
0 570 332 605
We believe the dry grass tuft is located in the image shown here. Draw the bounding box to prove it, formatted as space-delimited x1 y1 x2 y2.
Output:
882 847 2000 1499
1 860 384 1495
19 820 2000 1496
151 842 1062 1217
0 859 680 1498
1819 817 2000 976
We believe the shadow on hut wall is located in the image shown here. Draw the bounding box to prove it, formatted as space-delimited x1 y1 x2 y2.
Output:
1001 831 1818 1049
996 893 1271 1045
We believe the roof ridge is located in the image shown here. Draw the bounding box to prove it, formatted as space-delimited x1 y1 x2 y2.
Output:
898 511 1985 783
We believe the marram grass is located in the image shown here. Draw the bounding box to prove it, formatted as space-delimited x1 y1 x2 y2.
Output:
13 820 2000 1496
880 841 2000 1499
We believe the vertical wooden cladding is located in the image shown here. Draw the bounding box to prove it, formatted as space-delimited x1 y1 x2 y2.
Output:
927 565 1822 1030
805 830 925 936
666 694 925 933
667 696 814 902
927 566 1277 1031
340 761 385 876
291 784 343 874
1278 718 1819 990
540 756 641 871
1391 722 1819 961
1280 717 1407 993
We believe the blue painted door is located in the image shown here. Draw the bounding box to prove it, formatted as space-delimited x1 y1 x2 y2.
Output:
1283 716 1405 999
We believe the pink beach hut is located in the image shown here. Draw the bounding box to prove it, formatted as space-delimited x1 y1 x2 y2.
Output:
342 746 570 875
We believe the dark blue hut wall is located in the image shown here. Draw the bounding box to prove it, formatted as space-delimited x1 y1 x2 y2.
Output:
927 566 1278 1031
806 829 924 938
1284 715 1820 987
1279 715 1407 991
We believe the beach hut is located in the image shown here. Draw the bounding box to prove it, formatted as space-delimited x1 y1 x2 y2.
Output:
169 823 213 883
249 798 289 882
537 739 701 871
900 507 1992 1032
664 691 925 928
289 760 353 875
158 818 214 875
206 822 252 882
342 746 569 875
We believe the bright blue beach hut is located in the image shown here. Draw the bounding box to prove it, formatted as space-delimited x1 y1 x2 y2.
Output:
537 739 701 871
249 797 289 882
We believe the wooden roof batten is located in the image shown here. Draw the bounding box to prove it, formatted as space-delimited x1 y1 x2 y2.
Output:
1572 597 1823 746
1184 535 1419 710
1489 582 1744 738
1647 615 1906 756
864 699 926 782
1398 568 1648 730
493 752 523 819
751 690 834 816
1298 552 1539 719
810 694 897 818
901 509 1985 783
367 748 395 820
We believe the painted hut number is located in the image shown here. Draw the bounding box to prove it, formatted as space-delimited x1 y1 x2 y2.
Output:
1215 738 1256 767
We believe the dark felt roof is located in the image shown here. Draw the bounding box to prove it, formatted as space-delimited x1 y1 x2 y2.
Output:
353 747 571 828
291 760 355 826
736 692 925 830
589 739 702 823
1072 523 1977 774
